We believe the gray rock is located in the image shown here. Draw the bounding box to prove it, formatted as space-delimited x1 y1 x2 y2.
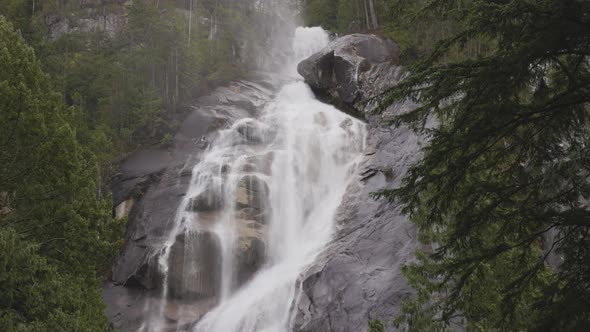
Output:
45 1 128 40
235 224 266 286
186 178 224 212
297 34 403 117
115 198 134 219
236 207 269 225
236 120 265 144
235 174 270 211
167 230 222 300
297 51 336 90
243 151 275 174
235 119 276 145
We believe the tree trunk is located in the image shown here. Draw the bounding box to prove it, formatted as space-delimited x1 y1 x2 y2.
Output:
165 53 170 109
355 0 362 31
175 47 179 113
102 5 106 32
368 0 378 29
363 0 371 30
188 0 193 46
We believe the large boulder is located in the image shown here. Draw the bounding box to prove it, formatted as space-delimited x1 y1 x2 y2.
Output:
297 50 336 90
297 34 403 116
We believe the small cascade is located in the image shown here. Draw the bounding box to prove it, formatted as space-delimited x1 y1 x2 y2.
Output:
143 27 367 332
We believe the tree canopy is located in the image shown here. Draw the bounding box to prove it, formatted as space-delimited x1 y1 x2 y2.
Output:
376 0 590 330
0 16 121 330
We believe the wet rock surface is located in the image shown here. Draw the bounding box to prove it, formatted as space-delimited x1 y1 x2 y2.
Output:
235 174 270 211
104 73 278 332
235 224 266 285
186 178 224 212
167 231 222 300
292 115 422 332
294 34 423 332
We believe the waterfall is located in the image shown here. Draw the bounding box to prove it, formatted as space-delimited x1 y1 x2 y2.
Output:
192 26 366 331
143 26 366 332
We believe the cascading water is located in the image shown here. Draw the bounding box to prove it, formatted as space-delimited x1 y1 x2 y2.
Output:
144 26 367 332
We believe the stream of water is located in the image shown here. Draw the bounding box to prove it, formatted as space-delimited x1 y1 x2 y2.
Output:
145 26 367 332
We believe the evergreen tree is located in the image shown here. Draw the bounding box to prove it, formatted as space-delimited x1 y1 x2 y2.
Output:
0 16 121 330
376 0 590 330
0 228 107 331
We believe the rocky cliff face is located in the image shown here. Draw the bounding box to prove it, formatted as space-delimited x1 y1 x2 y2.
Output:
44 0 129 39
293 34 422 332
104 73 283 331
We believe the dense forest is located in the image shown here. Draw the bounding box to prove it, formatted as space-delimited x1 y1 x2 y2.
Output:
1 0 589 330
303 0 492 62
373 0 589 331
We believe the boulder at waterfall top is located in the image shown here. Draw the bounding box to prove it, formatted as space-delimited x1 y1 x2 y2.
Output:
297 34 403 116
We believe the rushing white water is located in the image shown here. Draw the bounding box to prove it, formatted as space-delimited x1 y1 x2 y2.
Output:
193 85 366 332
144 26 366 332
193 27 366 332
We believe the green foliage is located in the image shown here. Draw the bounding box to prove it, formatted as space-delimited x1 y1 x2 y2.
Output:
0 0 40 42
0 16 121 330
303 0 493 63
0 228 108 331
160 133 174 148
368 319 385 332
304 0 339 30
23 0 260 155
376 0 590 330
303 0 382 32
